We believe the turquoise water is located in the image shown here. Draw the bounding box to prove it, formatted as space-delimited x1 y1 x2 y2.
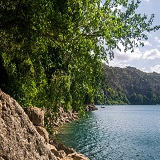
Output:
58 105 160 160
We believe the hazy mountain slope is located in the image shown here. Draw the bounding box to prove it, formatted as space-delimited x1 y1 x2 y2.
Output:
102 64 160 105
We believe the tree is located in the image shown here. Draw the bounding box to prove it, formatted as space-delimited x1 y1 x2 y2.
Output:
0 0 159 111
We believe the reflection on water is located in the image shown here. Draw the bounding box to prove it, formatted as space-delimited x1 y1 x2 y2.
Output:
58 105 160 160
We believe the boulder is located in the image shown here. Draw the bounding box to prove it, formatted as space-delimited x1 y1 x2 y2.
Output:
24 106 45 127
54 107 79 126
0 90 90 160
46 143 59 157
35 126 49 143
57 143 75 155
86 104 98 111
69 153 89 160
0 90 57 160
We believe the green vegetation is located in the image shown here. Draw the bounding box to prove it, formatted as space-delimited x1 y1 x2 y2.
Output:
0 0 160 112
102 65 160 105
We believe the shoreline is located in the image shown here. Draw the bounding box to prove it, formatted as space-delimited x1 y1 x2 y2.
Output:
0 90 89 160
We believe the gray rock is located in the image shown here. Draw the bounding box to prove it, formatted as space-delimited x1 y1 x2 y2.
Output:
0 90 89 160
24 106 45 127
0 91 56 160
36 126 49 143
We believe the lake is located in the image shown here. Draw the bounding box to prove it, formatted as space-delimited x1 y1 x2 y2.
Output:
57 105 160 160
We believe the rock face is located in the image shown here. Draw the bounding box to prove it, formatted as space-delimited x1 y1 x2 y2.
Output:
0 90 89 160
0 90 57 160
86 104 98 111
24 107 45 126
54 107 79 127
24 107 49 143
45 106 79 128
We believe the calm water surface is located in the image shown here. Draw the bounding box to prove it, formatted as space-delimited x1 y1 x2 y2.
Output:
58 105 160 160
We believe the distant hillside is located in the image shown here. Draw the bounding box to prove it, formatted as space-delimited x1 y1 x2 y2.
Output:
101 64 160 105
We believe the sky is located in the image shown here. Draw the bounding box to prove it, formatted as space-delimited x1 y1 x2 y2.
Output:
107 0 160 73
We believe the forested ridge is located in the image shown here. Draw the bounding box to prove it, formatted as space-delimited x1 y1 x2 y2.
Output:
101 64 160 105
1 0 160 114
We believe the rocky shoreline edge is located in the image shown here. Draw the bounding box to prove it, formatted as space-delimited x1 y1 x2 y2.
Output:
0 90 91 160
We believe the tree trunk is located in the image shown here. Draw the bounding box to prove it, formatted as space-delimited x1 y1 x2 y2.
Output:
0 54 8 91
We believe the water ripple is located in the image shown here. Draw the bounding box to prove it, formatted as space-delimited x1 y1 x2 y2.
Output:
58 105 160 160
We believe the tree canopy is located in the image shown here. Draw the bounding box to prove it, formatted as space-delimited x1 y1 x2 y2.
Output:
0 0 159 111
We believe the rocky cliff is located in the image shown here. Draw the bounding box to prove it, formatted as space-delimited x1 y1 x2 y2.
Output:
0 90 89 160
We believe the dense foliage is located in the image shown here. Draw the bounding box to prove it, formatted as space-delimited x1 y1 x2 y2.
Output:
102 65 160 105
0 0 159 111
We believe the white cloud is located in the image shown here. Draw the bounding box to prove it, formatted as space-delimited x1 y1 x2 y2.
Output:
126 49 142 61
113 46 142 62
106 0 160 74
154 37 160 44
116 5 123 10
141 67 149 73
108 47 142 68
111 5 123 12
142 41 152 47
142 49 160 60
109 60 128 68
150 65 160 73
